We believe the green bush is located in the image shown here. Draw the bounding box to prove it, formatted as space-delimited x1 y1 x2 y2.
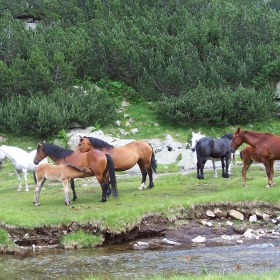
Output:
0 88 117 136
157 86 279 126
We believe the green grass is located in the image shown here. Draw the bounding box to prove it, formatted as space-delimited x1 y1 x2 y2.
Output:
64 270 280 280
0 162 279 230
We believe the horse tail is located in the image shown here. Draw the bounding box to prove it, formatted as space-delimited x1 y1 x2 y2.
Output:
105 154 118 198
149 144 157 174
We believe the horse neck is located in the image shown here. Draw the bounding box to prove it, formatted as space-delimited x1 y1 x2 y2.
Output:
243 131 261 147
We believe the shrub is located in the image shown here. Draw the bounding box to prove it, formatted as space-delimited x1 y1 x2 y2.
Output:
157 85 279 126
0 88 117 136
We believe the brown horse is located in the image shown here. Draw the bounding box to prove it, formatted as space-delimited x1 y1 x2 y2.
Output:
33 143 118 202
34 163 92 206
230 127 279 188
240 146 275 188
75 136 157 190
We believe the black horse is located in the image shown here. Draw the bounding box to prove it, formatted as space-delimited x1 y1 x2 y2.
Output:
195 133 233 180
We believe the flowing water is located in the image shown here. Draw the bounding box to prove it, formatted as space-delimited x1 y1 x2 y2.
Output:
1 239 280 279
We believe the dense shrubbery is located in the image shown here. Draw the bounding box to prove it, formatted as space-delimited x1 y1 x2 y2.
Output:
0 0 280 133
158 86 279 126
0 88 117 136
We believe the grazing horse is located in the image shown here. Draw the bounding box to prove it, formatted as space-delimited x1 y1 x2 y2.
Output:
34 163 93 206
196 133 233 180
190 131 235 177
240 145 275 188
230 127 279 188
33 143 118 202
75 136 157 190
0 145 48 191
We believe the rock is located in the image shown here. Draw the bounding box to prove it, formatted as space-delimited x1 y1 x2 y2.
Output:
263 213 270 221
226 221 233 226
255 209 263 219
131 128 139 134
191 236 206 243
133 241 149 250
161 238 180 246
249 214 257 223
229 209 244 221
243 229 254 238
214 208 223 218
206 210 215 218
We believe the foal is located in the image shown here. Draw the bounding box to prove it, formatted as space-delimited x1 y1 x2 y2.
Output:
34 163 92 206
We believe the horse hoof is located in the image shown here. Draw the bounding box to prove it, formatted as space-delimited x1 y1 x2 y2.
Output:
26 189 29 192
65 201 71 206
265 185 271 189
17 189 21 192
147 185 154 189
100 199 107 203
35 203 40 207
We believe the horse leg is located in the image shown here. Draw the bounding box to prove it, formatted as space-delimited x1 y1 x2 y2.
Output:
63 180 71 206
262 159 273 188
138 165 148 190
14 169 23 191
70 179 77 201
197 158 206 180
34 178 46 206
22 169 29 191
222 156 230 178
211 158 217 178
228 153 232 175
271 160 275 186
147 167 154 189
100 182 109 202
241 160 252 188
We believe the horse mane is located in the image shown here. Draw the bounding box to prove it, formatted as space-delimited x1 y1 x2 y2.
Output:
85 137 114 150
40 143 74 159
220 133 233 140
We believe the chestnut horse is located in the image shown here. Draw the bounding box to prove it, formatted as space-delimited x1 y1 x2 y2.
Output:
230 127 279 188
75 137 157 190
33 143 118 202
240 145 275 188
34 163 92 206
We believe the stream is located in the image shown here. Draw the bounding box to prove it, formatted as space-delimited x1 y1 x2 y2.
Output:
1 238 280 279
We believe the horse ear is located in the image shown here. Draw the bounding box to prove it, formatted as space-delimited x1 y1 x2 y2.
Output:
237 127 241 133
38 143 42 148
79 135 83 140
43 140 45 143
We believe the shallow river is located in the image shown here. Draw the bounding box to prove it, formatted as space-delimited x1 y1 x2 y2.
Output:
1 239 280 279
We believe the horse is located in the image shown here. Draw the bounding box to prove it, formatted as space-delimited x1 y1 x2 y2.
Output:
0 145 48 191
33 143 118 202
239 145 275 188
190 131 235 178
34 163 93 206
75 136 157 191
230 127 280 188
195 133 233 180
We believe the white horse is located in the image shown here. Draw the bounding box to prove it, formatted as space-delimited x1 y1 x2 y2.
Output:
0 145 48 191
190 131 235 177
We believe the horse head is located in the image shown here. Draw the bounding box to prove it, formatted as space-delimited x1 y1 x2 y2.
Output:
34 143 48 165
75 136 92 153
190 131 205 151
230 127 243 153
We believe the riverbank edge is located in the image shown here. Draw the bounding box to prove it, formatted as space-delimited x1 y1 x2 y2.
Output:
1 201 279 254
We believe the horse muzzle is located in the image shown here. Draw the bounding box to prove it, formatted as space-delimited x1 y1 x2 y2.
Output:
191 148 195 152
230 147 236 153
